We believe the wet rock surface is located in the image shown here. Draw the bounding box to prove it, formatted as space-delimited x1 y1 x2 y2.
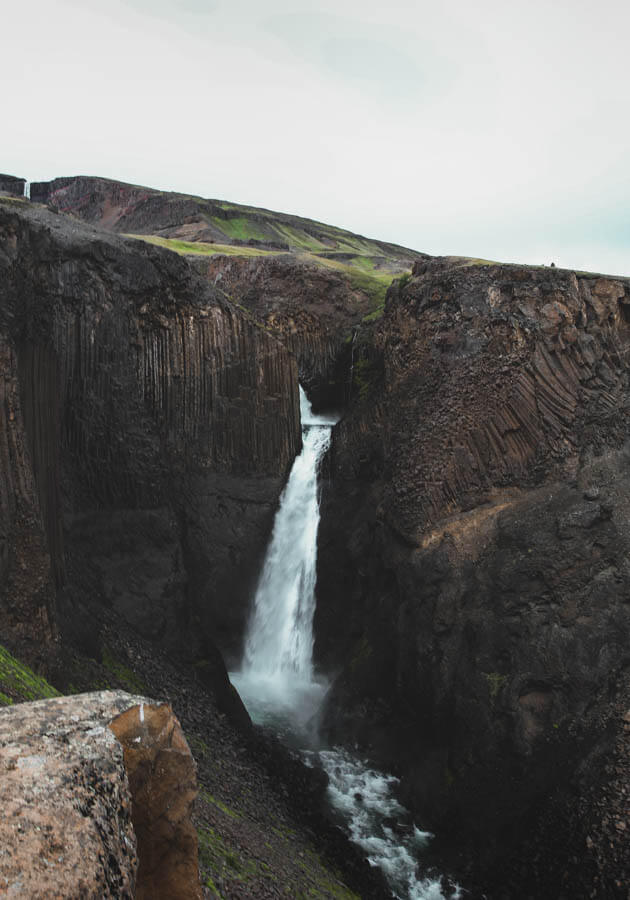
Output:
318 257 630 896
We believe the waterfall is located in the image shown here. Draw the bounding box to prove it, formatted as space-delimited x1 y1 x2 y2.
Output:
24 181 30 200
230 385 461 899
242 386 336 682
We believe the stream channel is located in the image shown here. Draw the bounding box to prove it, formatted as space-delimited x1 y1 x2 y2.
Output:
230 387 461 900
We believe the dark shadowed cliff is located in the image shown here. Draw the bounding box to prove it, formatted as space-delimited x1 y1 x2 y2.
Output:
317 257 630 897
0 196 300 686
28 175 427 410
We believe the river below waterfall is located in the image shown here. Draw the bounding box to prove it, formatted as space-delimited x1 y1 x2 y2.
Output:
230 387 461 900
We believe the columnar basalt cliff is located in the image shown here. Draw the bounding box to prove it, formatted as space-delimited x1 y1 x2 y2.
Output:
0 174 26 196
27 175 424 409
0 199 299 677
317 258 630 895
201 254 376 407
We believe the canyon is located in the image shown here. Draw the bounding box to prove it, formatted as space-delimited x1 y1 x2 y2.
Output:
1 176 629 898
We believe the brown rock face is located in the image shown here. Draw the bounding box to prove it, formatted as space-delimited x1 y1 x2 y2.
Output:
0 692 138 898
0 692 200 900
317 258 630 895
109 702 201 900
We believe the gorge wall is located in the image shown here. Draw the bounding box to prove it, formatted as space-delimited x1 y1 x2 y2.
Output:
26 175 424 410
0 198 299 685
316 257 630 895
201 254 374 408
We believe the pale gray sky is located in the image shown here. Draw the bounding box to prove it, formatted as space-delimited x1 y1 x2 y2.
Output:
4 0 629 274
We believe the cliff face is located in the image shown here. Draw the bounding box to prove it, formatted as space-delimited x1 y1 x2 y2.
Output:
0 199 299 674
28 175 419 409
317 258 630 894
202 254 378 407
0 174 26 197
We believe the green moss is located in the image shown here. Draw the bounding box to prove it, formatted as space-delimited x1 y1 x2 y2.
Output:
362 306 384 323
187 734 210 759
349 635 373 673
200 789 241 820
484 672 508 703
197 826 260 885
101 646 148 695
204 875 222 897
398 272 412 289
0 646 60 704
0 691 14 706
351 355 381 402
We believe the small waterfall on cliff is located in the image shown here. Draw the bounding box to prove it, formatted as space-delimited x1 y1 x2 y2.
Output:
23 181 30 200
230 385 460 900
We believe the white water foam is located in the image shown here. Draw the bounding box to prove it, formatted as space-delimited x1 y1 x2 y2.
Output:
311 748 461 900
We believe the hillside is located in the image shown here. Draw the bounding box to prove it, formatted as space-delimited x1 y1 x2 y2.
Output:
29 176 426 308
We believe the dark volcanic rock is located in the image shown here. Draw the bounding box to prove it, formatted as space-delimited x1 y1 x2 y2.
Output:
201 254 375 408
0 174 26 197
317 257 630 896
0 198 299 688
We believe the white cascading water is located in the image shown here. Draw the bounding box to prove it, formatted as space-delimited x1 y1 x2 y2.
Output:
242 386 336 679
231 386 336 742
230 385 461 900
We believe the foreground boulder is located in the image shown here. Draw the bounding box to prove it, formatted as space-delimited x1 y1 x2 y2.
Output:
0 691 200 899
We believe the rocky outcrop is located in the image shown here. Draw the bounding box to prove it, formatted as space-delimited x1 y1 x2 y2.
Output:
202 254 377 407
109 699 201 900
317 258 630 895
0 691 200 899
0 198 299 679
0 174 25 197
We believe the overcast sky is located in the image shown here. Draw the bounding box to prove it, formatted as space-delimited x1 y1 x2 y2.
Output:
4 0 629 274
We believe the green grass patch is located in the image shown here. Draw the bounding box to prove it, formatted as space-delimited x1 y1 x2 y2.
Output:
0 195 29 207
197 826 260 885
302 252 394 312
101 646 148 695
0 646 60 704
125 234 274 258
187 734 210 759
200 789 241 820
208 215 269 242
